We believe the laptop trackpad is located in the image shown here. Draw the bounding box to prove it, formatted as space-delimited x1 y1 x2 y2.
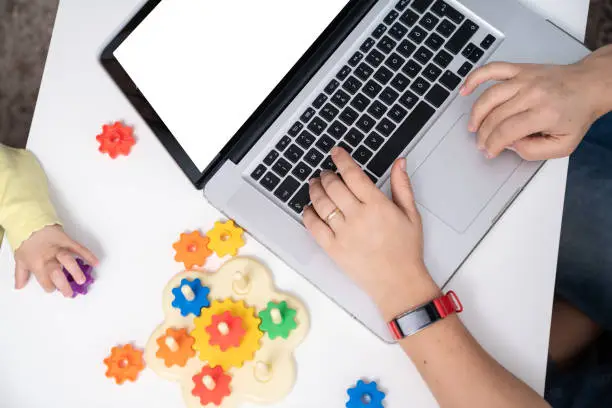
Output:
411 115 523 233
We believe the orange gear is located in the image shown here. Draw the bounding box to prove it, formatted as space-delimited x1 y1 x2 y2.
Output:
173 231 212 269
206 220 245 257
191 365 232 406
104 344 145 384
155 328 196 368
206 311 246 351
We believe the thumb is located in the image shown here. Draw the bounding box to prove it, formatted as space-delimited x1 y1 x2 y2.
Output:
390 158 420 221
510 134 573 161
15 262 31 290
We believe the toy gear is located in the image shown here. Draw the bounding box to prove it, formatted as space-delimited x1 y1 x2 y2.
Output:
191 298 262 370
155 328 196 368
173 231 212 269
206 220 245 257
258 300 298 340
206 310 246 351
62 258 94 297
104 344 145 385
96 121 136 159
171 278 211 317
191 365 232 406
346 380 386 408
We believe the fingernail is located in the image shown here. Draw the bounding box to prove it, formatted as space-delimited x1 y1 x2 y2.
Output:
309 178 317 185
484 151 493 159
477 144 485 151
459 85 467 95
467 123 476 132
330 146 340 156
320 170 332 178
399 158 406 171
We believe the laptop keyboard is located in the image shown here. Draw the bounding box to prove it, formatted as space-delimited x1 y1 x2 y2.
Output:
249 0 498 216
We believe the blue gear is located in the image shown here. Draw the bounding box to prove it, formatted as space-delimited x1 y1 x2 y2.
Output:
346 380 385 408
171 278 210 317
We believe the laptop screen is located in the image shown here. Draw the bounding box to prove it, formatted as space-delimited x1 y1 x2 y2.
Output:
114 0 349 172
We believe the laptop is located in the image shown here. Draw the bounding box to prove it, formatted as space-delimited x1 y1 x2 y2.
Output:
101 0 589 342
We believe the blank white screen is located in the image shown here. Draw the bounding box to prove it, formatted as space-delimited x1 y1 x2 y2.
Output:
114 0 349 172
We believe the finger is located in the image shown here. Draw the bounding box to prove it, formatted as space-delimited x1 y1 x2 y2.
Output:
309 178 345 229
511 135 571 161
469 81 521 133
303 206 335 249
476 92 528 149
331 147 380 202
50 268 74 298
319 170 360 214
485 110 546 158
390 158 421 222
56 250 86 284
33 262 57 293
62 237 99 266
14 261 31 290
460 62 522 96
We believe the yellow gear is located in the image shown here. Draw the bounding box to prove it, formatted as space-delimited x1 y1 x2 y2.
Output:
191 298 262 370
206 220 245 257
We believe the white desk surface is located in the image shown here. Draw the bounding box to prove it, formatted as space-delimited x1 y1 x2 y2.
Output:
0 1 588 407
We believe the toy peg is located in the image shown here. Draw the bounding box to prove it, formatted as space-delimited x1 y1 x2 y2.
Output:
254 360 273 383
232 271 250 295
165 336 179 352
202 375 216 391
181 284 196 301
270 308 283 325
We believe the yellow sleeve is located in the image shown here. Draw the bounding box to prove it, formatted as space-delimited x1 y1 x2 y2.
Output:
0 144 62 252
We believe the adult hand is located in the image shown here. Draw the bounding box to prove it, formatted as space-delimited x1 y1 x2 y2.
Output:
14 225 99 297
303 147 439 318
461 45 612 160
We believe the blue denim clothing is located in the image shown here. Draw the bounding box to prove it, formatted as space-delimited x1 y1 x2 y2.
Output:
545 111 612 407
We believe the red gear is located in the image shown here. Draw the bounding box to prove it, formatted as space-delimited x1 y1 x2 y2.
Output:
96 121 136 158
191 365 231 406
206 311 246 351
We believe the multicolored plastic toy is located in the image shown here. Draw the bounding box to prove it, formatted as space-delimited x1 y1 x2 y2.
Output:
259 301 297 340
156 328 196 368
96 121 136 159
62 258 94 297
346 380 386 408
206 220 245 257
171 278 211 317
173 231 212 269
104 344 145 385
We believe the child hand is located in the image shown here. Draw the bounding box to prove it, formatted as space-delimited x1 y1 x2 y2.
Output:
14 225 99 297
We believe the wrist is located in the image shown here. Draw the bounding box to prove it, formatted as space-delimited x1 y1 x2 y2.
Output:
579 45 612 118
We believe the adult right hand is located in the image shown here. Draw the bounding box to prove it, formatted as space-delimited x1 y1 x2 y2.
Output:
460 45 612 161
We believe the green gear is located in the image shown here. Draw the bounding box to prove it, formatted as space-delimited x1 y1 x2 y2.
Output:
258 301 297 340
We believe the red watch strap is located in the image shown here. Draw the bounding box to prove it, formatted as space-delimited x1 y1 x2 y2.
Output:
433 291 463 318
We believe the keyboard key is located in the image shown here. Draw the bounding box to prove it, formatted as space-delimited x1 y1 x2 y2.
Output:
260 172 281 191
288 184 310 214
349 51 364 67
320 103 340 122
301 107 316 123
436 19 456 37
409 26 428 44
384 10 400 25
376 118 397 137
425 83 451 107
414 46 434 64
351 93 371 112
380 87 400 105
272 157 293 177
396 0 411 11
292 162 312 181
365 132 385 150
274 176 300 202
401 10 421 30
431 0 465 24
288 121 304 137
411 77 431 95
337 65 352 81
457 61 473 77
461 43 476 58
264 150 279 165
374 66 394 85
367 102 435 176
468 46 484 63
391 73 410 92
425 32 444 50
411 0 434 13
419 12 440 30
337 141 354 154
372 23 387 39
340 107 359 126
284 144 304 163
433 49 453 68
328 121 348 139
313 93 328 109
325 79 340 94
355 63 374 81
445 19 479 54
307 117 327 136
366 49 385 67
363 80 383 98
312 169 321 179
423 63 442 81
389 22 409 40
398 39 417 58
440 70 461 90
385 52 406 71
316 135 336 153
481 34 496 50
344 128 365 147
342 76 363 95
297 130 316 149
321 156 337 171
304 148 324 167
399 90 419 109
353 146 374 165
331 90 351 108
402 59 423 77
251 164 266 181
356 114 376 133
360 38 376 53
377 36 397 54
389 104 409 122
276 135 292 151
368 100 388 119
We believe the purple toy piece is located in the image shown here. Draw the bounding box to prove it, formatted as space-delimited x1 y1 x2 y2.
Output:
62 258 94 297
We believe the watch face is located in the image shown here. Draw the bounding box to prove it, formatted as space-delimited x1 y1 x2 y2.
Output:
396 304 439 337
